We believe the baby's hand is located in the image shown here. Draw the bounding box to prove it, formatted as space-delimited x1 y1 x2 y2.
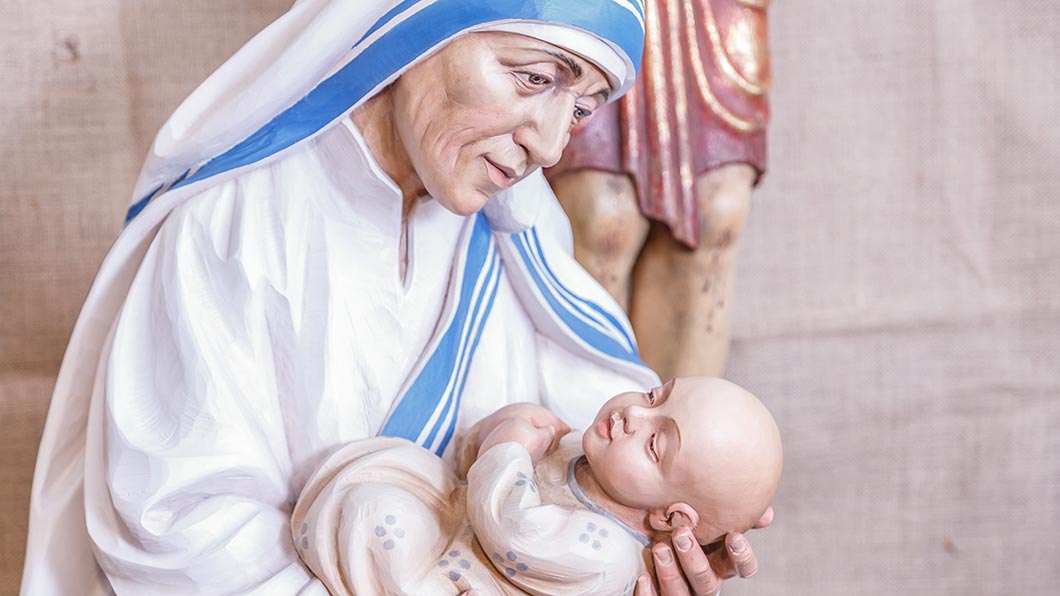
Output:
476 403 571 464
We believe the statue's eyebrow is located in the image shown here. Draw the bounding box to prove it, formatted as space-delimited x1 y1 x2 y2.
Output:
542 49 583 79
535 48 611 102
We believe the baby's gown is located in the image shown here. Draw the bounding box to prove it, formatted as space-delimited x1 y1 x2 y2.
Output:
291 433 650 595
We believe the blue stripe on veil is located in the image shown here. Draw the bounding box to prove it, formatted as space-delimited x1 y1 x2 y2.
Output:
126 0 644 223
512 228 644 366
524 228 636 353
380 214 501 455
430 253 502 456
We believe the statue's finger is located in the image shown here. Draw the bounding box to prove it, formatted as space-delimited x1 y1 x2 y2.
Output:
653 543 693 596
672 529 724 595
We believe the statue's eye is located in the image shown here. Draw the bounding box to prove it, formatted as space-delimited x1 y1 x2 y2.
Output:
518 72 552 87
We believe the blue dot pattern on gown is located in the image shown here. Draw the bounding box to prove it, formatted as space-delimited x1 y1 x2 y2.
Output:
440 548 474 583
582 521 610 551
298 520 311 554
514 471 538 493
374 513 406 551
491 551 530 578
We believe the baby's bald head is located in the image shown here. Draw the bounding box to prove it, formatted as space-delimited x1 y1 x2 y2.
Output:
582 377 782 545
673 377 782 544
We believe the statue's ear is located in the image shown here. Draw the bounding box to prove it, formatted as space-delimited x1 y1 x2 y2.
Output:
647 502 700 533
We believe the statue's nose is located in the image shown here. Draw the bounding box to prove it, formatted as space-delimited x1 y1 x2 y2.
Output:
515 101 571 168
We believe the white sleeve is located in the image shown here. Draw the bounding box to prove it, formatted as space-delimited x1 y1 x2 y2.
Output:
466 443 644 596
83 192 324 595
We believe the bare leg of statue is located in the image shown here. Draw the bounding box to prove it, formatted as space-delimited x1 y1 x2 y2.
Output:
550 171 648 311
630 164 754 379
551 164 753 380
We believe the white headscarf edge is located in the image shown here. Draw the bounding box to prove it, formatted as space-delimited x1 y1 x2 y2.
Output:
133 1 639 207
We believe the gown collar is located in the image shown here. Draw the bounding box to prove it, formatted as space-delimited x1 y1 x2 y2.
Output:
566 456 652 548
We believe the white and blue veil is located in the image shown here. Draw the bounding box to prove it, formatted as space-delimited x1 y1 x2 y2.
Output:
112 0 658 449
38 0 654 480
24 1 655 592
126 0 646 227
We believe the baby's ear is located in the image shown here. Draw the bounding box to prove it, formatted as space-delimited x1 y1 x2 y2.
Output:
647 503 700 533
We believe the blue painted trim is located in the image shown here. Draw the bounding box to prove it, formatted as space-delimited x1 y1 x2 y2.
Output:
125 0 644 224
126 183 164 223
524 228 636 353
567 455 652 547
513 231 644 365
380 215 498 448
520 233 628 350
436 261 501 455
422 248 499 450
354 0 421 46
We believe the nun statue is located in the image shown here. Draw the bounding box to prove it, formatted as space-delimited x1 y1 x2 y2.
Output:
21 1 768 594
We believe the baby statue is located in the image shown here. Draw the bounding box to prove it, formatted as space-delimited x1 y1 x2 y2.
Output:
291 378 782 596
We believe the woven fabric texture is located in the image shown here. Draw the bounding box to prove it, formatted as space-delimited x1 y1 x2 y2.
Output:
1 0 1058 594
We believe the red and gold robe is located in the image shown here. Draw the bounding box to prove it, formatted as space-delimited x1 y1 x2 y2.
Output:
547 0 771 249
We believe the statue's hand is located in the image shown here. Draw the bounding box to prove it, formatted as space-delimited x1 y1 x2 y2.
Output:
635 507 773 596
475 403 571 464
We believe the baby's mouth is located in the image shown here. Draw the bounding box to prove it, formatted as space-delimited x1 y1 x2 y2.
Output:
599 411 622 441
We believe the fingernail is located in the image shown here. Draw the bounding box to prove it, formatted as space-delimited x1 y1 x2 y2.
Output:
674 532 693 552
654 546 673 565
729 536 747 555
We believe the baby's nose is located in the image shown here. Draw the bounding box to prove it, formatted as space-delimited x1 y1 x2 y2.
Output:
623 405 649 431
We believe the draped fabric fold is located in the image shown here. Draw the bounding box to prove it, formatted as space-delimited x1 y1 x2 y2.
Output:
22 1 655 593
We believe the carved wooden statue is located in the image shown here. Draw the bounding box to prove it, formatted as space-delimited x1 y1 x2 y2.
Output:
290 379 781 596
547 0 771 379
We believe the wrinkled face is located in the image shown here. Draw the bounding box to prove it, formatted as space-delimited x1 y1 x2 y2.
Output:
391 32 612 215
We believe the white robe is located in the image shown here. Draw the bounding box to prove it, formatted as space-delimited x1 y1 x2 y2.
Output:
22 2 652 592
31 119 656 594
292 434 648 596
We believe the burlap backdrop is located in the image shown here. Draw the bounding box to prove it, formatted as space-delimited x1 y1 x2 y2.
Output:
1 1 1057 594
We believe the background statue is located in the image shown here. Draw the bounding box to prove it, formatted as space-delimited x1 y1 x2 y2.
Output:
547 0 771 379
